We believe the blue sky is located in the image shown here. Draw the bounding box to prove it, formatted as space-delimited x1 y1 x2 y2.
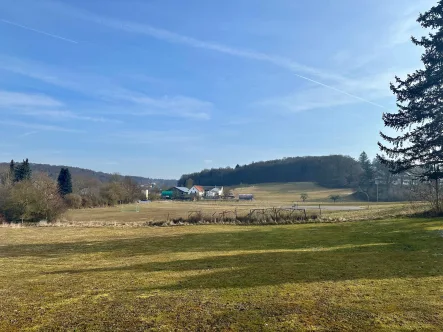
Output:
0 0 434 179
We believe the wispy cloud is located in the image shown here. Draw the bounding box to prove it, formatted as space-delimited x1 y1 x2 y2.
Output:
0 120 82 133
0 19 78 44
112 94 213 120
0 56 213 120
0 89 121 123
113 130 200 145
15 109 121 123
256 71 401 113
0 90 63 108
20 131 39 137
47 1 387 109
387 0 434 46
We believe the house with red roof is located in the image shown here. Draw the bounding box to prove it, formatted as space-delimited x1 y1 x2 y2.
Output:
188 185 205 197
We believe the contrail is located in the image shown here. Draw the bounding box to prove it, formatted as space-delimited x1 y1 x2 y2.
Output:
0 19 78 44
291 73 387 109
89 16 388 109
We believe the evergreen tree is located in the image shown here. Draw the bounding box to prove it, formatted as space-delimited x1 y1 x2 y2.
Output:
358 152 374 190
9 160 14 176
57 168 73 196
8 160 14 182
14 159 32 182
378 1 443 211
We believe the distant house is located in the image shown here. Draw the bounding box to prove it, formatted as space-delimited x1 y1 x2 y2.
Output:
171 187 190 198
206 186 224 198
189 185 205 197
239 194 254 200
162 187 189 200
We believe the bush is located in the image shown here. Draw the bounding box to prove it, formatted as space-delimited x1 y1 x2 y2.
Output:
65 194 82 209
0 174 66 222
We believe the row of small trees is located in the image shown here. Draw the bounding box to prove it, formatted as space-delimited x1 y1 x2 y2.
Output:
0 160 65 222
0 160 144 222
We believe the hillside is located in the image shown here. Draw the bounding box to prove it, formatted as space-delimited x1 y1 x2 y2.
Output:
179 155 362 188
0 162 176 187
232 182 353 202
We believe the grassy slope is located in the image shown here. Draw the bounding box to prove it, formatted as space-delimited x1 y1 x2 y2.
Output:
1 219 442 331
233 182 353 203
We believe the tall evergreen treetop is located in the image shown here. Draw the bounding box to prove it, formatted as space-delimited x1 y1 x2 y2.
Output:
8 160 14 181
57 168 73 196
14 159 32 182
378 1 443 185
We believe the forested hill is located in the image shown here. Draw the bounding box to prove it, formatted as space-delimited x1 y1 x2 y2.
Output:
178 155 362 188
0 162 177 187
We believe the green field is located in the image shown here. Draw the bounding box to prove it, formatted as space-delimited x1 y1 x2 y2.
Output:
233 182 353 202
62 182 413 226
1 218 442 331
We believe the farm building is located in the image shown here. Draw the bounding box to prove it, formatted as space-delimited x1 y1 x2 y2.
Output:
188 185 205 197
161 190 173 199
239 194 254 200
205 187 224 198
162 187 190 200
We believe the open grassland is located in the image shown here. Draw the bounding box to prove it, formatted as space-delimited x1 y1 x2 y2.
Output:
63 182 413 225
64 200 416 226
233 182 353 203
1 218 442 331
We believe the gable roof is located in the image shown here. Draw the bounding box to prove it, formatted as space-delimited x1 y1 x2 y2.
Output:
175 187 189 193
202 186 223 191
192 185 205 192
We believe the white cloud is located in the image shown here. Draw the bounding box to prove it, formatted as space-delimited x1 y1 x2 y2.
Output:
112 130 200 145
256 70 401 113
20 131 39 137
0 19 78 44
43 1 397 108
0 90 63 108
113 94 213 120
15 109 121 123
388 0 435 46
57 5 341 82
204 159 213 164
0 56 213 120
0 120 82 133
0 89 121 123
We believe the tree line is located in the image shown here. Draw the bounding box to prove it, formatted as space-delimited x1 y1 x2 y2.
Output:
0 159 145 222
178 153 418 202
179 155 362 189
0 161 177 188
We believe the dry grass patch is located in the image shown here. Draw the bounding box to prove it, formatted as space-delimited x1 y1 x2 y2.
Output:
0 218 442 331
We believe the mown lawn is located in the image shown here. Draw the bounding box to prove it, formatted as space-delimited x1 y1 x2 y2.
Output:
0 219 442 331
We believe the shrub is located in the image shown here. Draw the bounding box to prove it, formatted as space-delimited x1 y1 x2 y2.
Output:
65 194 82 209
0 174 66 222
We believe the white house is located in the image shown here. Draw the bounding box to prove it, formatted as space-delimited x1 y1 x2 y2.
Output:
205 186 224 197
188 185 205 197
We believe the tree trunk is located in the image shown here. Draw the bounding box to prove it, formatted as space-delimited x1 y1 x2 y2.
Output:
436 178 440 212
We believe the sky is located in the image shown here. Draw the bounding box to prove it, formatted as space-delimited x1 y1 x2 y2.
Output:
0 0 435 179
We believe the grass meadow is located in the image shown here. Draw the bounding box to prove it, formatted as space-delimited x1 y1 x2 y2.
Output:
1 182 441 331
62 182 417 226
1 218 442 330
